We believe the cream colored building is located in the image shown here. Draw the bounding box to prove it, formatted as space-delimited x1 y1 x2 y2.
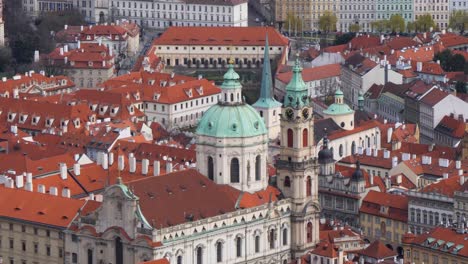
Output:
414 0 450 29
151 26 289 68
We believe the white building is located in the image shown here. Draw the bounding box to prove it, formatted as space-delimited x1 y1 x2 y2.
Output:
110 0 248 28
338 0 375 32
414 0 450 29
150 26 289 68
450 0 468 11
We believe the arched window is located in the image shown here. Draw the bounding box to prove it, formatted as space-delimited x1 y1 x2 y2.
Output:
351 141 356 154
115 237 123 264
230 93 234 102
255 155 261 181
88 249 93 264
207 156 214 181
224 93 227 102
284 176 291 187
307 222 313 243
339 144 343 157
367 136 371 148
302 128 308 147
196 247 203 264
230 158 240 183
287 129 293 147
177 256 182 264
282 228 288 245
259 110 263 117
236 237 242 257
306 176 312 197
269 229 275 249
255 235 260 253
216 242 222 262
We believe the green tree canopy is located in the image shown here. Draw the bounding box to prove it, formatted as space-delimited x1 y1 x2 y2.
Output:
334 32 355 45
415 14 436 32
406 21 416 33
349 24 361 33
389 14 405 33
371 20 389 33
434 49 466 72
318 11 338 33
449 10 468 34
284 12 303 35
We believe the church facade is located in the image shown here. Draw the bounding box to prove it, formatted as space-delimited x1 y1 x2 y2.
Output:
64 49 321 264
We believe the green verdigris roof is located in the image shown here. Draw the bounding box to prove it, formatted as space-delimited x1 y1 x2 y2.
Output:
196 104 267 138
323 103 354 115
220 63 242 90
283 57 309 109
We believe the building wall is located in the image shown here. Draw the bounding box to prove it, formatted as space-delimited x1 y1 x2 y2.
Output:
359 213 407 246
144 94 219 130
338 0 375 32
408 191 454 234
110 0 248 28
403 244 468 264
414 0 450 29
0 220 65 264
450 0 468 11
375 0 414 23
275 75 340 100
67 67 115 88
377 92 405 123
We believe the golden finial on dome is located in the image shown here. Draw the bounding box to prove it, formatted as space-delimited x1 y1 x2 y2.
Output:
229 58 235 65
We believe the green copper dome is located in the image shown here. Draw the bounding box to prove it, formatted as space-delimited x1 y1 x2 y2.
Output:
283 57 309 109
196 104 267 138
220 63 242 90
323 88 354 116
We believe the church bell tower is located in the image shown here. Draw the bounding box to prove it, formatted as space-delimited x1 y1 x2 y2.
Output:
276 57 320 258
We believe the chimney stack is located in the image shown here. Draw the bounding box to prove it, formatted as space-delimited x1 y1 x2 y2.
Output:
443 173 449 179
15 175 24 188
73 163 81 176
392 156 398 168
24 182 33 192
166 161 173 173
118 155 125 171
108 152 114 165
102 153 109 170
10 125 18 134
456 160 461 169
59 163 67 180
153 160 160 176
142 159 149 175
129 153 136 173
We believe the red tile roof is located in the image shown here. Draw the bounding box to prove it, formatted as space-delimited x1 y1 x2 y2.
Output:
420 175 465 198
0 186 89 228
344 53 378 75
385 37 419 50
152 26 289 47
311 242 339 258
438 34 468 48
276 63 341 84
402 227 468 258
360 190 408 222
139 259 169 264
323 44 347 53
419 87 449 106
349 35 381 50
435 115 466 139
328 120 381 141
357 240 397 260
0 73 74 96
390 173 417 190
413 61 446 76
126 169 278 228
46 43 115 70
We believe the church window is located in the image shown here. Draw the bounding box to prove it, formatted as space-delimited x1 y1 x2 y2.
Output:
236 237 242 257
306 176 312 197
216 242 222 262
287 129 293 147
307 222 313 243
269 229 276 249
177 256 182 264
87 249 93 264
196 247 203 264
303 128 308 147
255 235 260 253
282 228 288 245
259 110 263 117
351 141 356 154
339 144 343 157
284 176 291 187
341 122 345 127
208 156 214 181
230 158 240 183
255 155 261 181
230 93 234 102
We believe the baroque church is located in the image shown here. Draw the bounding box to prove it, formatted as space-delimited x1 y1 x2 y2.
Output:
66 38 326 264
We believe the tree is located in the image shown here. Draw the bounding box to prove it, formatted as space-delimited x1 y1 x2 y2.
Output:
455 81 467 94
434 49 466 72
406 21 415 33
449 10 468 34
334 32 355 45
349 24 361 33
388 14 405 33
371 20 388 33
415 14 436 32
284 12 303 36
318 11 338 33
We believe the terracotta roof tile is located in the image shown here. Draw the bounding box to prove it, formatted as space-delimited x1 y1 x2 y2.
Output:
153 26 288 47
403 227 468 258
276 64 341 84
420 175 465 198
419 88 449 106
358 240 397 259
0 186 88 228
435 115 466 139
360 190 408 222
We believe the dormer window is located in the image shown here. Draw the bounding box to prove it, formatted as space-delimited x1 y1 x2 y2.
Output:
110 107 119 116
89 116 95 122
74 119 80 127
70 61 75 66
86 35 91 40
185 89 193 98
61 80 67 85
196 86 203 95
134 92 140 100
61 120 69 127
46 118 54 126
90 104 98 111
88 61 93 67
19 114 28 123
7 113 16 122
32 116 40 125
153 93 161 101
99 105 108 114
129 106 134 114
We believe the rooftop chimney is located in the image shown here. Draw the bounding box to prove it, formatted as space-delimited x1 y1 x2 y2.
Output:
129 154 136 173
118 155 125 171
392 156 399 168
402 153 410 161
102 153 109 170
24 182 33 192
59 163 67 180
10 125 17 134
108 152 114 166
142 159 149 175
73 163 81 176
456 160 461 169
153 160 160 176
26 173 32 184
443 173 449 179
166 161 173 173
15 175 24 188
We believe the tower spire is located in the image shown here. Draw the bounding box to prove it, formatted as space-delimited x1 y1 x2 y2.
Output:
283 55 308 108
259 34 273 100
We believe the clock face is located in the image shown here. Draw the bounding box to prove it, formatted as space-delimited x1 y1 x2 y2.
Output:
302 108 310 119
285 108 294 120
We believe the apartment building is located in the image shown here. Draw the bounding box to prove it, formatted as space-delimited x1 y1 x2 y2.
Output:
414 0 450 29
